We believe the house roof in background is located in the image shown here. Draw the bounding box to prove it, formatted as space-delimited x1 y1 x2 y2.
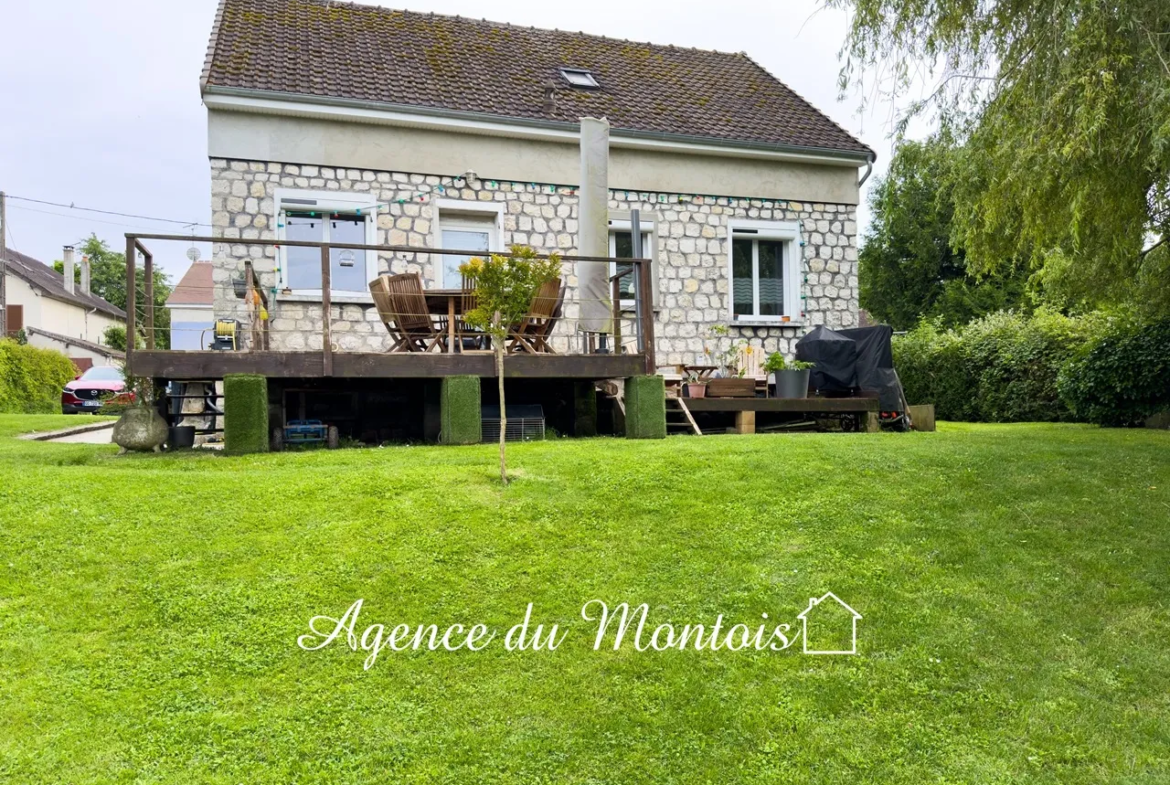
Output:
25 326 125 359
2 246 126 319
166 262 215 306
201 0 873 158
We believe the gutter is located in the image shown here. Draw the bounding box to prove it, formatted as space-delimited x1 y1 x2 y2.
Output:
203 86 876 167
858 155 875 187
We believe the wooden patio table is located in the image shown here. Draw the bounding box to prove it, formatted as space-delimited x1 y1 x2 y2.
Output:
423 289 463 354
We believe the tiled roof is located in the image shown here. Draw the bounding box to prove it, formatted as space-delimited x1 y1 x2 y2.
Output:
2 246 126 320
202 0 872 158
166 262 215 306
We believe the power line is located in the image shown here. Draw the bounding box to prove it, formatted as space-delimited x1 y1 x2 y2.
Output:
8 204 192 232
6 194 211 227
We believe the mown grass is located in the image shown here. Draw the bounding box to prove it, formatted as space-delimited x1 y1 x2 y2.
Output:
0 414 1167 783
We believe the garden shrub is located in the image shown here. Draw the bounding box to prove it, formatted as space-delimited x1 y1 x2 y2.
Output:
0 340 78 413
1058 318 1170 426
893 310 1102 422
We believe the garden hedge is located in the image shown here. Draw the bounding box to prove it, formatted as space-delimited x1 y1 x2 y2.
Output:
440 376 481 445
223 374 269 454
1058 318 1170 426
0 340 78 413
894 310 1170 426
624 375 666 439
893 310 1101 422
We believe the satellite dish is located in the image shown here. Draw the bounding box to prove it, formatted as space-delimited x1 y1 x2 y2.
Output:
186 246 201 263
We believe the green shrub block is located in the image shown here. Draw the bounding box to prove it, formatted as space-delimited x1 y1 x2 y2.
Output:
574 381 598 437
224 374 269 455
441 375 481 445
625 375 666 439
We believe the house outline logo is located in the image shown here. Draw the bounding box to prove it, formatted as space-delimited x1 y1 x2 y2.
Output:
797 592 862 655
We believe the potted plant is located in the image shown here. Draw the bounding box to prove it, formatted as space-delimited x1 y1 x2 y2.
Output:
764 352 814 399
683 371 707 398
701 325 757 398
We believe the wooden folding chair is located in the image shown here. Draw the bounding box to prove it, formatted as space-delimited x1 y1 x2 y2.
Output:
508 278 562 354
369 273 445 353
457 273 490 351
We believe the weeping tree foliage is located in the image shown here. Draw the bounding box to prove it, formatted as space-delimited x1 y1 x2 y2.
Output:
860 136 1031 328
830 0 1170 315
460 246 561 486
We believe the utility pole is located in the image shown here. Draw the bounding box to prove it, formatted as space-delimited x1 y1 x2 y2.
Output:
0 191 7 337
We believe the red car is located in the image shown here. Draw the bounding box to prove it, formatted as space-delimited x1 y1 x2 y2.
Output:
62 366 132 414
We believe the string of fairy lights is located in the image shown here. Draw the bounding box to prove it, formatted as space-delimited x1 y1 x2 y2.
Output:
266 172 819 321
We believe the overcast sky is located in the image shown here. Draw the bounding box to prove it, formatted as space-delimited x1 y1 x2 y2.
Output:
0 0 921 281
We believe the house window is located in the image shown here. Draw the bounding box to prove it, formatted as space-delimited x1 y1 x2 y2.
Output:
608 221 654 304
727 221 801 321
276 190 378 296
434 201 503 288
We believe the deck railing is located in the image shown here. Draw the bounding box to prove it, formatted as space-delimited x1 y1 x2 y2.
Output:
124 233 655 379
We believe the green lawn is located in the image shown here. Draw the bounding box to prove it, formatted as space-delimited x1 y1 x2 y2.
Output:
1 414 1168 783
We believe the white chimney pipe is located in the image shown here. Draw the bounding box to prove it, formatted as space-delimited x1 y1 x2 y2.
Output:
62 246 75 295
80 254 91 296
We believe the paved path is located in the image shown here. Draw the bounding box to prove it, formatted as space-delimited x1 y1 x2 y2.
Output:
50 426 115 443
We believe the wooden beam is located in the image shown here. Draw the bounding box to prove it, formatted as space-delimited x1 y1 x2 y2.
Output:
127 350 646 380
682 397 879 413
143 251 154 350
638 259 656 374
320 245 332 376
124 236 136 365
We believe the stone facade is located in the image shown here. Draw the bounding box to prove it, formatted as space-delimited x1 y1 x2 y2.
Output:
209 158 859 367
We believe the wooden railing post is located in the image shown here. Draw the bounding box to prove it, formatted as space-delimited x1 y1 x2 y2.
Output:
638 258 656 375
320 245 332 376
125 236 136 367
611 270 622 354
143 249 155 350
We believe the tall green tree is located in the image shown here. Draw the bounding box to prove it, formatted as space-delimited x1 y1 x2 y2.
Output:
55 235 172 349
860 137 1030 329
831 0 1170 315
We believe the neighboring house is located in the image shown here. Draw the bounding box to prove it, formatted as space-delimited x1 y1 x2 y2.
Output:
2 246 126 370
166 262 215 350
200 0 873 366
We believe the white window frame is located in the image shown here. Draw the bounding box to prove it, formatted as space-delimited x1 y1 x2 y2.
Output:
275 189 379 300
432 199 504 288
726 219 802 324
607 219 656 310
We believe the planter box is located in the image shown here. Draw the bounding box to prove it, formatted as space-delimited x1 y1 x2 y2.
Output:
706 378 756 398
683 383 707 399
771 369 810 399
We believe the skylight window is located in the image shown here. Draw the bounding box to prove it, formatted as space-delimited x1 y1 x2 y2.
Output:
560 68 600 89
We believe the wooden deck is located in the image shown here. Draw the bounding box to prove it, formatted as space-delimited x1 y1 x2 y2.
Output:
130 350 646 380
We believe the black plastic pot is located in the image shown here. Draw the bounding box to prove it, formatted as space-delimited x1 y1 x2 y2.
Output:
168 425 196 450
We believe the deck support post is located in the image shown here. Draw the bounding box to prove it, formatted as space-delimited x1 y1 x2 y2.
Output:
573 381 598 437
624 375 666 439
440 375 482 445
865 411 881 433
735 410 756 434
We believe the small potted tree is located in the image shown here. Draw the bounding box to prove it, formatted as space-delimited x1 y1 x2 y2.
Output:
764 352 814 399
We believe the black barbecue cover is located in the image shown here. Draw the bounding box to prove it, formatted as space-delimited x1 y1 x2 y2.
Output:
795 325 906 412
